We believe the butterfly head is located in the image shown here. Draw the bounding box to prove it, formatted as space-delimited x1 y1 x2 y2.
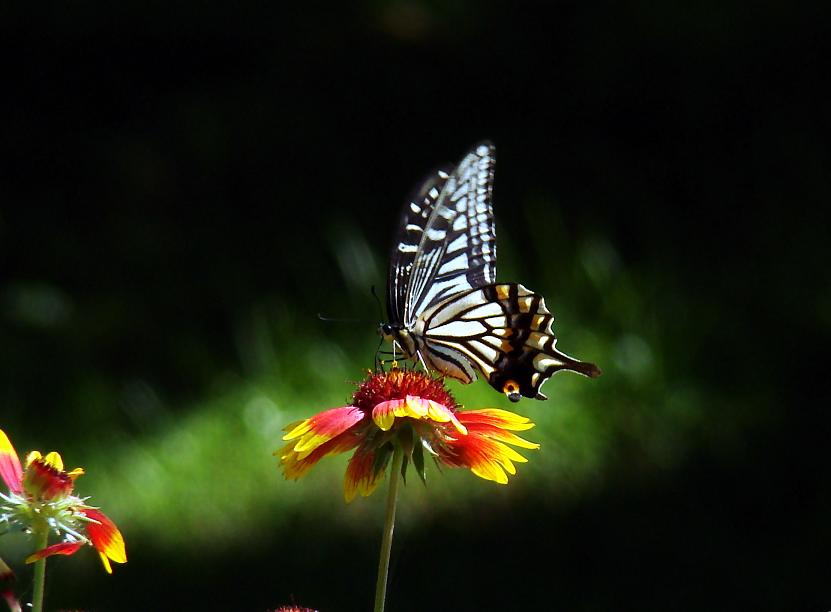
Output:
379 322 419 362
379 323 395 342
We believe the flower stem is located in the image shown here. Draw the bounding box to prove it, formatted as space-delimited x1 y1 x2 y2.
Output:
31 526 49 612
374 444 403 612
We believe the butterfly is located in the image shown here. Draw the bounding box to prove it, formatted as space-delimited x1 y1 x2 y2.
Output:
380 141 600 402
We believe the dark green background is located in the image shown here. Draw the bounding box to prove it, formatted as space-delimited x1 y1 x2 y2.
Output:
1 2 828 610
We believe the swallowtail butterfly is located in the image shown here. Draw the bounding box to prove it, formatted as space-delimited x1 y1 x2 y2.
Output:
381 142 600 402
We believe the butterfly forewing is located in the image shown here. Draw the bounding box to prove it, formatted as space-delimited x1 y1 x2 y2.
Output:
402 142 497 327
387 167 451 324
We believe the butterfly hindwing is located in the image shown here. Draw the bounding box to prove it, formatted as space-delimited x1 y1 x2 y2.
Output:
420 283 601 401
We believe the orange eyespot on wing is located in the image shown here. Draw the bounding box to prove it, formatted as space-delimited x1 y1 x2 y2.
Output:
502 380 522 403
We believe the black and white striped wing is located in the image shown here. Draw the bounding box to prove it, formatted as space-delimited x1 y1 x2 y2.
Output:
387 166 452 325
398 142 498 328
419 283 602 401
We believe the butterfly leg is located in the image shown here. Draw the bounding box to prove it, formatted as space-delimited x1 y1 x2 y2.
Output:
415 349 430 374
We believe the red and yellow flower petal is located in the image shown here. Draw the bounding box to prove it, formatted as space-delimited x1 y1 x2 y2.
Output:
456 408 536 431
282 407 365 458
344 447 385 502
23 450 68 473
449 435 531 484
41 451 64 471
442 409 540 484
372 398 409 430
25 542 84 564
24 451 42 468
66 467 85 480
279 429 362 480
422 397 467 434
458 409 539 448
372 396 467 435
82 508 127 574
22 457 74 500
0 430 23 494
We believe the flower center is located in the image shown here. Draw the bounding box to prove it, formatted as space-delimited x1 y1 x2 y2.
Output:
351 369 457 413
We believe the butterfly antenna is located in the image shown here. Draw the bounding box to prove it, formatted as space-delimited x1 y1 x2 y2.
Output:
317 313 379 324
370 285 385 323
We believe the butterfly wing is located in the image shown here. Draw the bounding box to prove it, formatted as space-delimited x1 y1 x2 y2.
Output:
401 142 497 327
420 283 601 400
387 166 452 325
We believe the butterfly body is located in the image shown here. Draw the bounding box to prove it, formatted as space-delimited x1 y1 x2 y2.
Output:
383 142 599 402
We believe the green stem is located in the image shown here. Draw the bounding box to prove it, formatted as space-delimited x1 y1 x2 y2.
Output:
374 444 404 612
31 525 49 612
